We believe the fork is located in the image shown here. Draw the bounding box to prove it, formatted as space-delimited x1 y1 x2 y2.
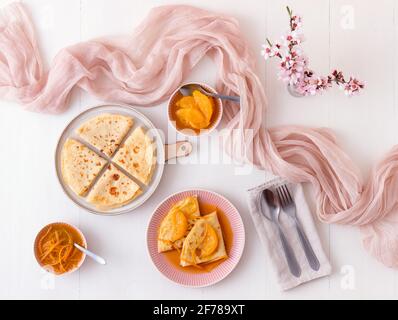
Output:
276 185 321 271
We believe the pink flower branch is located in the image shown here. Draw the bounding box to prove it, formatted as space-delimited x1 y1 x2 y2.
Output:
262 6 364 97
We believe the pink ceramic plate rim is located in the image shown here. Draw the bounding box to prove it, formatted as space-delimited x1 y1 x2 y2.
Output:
147 189 245 288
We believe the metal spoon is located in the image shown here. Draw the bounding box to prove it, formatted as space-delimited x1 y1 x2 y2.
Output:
261 189 301 278
74 243 106 265
276 185 320 271
179 84 240 103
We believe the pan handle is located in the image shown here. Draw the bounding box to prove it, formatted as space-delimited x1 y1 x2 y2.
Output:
165 141 193 161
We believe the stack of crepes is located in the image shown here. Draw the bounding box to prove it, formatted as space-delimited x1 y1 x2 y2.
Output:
2 3 398 267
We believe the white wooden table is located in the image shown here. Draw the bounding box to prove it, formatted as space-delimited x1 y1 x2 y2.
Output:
0 0 396 300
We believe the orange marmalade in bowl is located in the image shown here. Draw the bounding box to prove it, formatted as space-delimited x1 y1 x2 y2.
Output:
34 222 86 275
169 84 223 136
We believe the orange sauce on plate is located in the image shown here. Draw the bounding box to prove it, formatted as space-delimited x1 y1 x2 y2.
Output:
163 202 233 274
34 223 85 275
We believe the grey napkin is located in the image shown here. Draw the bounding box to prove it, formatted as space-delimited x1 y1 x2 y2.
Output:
247 177 332 291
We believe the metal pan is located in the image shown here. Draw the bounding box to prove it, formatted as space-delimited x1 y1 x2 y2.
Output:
55 104 192 216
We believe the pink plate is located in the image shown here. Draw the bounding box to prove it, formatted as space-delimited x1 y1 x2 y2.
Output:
147 189 245 287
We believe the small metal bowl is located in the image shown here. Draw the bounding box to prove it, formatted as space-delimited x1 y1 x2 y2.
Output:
168 82 223 137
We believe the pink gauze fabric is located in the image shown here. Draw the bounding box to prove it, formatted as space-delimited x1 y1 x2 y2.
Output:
1 3 398 267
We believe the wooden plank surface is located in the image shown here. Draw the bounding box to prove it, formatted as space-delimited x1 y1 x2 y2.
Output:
0 0 395 299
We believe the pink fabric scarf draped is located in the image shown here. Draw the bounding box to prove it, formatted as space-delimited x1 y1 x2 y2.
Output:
1 3 398 267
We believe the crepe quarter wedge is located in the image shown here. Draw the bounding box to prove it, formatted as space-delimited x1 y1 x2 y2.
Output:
158 196 201 253
77 114 134 157
113 126 156 185
180 212 227 267
87 164 142 209
61 138 107 196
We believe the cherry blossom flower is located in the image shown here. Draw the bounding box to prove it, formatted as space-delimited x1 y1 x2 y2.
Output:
262 6 364 97
342 78 365 96
281 30 305 46
291 15 303 30
261 42 281 60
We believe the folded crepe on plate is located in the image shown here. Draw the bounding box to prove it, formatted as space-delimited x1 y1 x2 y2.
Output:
61 138 107 196
77 114 134 157
87 164 142 209
180 212 227 267
113 127 156 185
158 196 201 253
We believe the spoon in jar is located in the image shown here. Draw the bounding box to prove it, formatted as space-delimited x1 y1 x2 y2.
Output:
74 243 106 265
180 84 241 103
